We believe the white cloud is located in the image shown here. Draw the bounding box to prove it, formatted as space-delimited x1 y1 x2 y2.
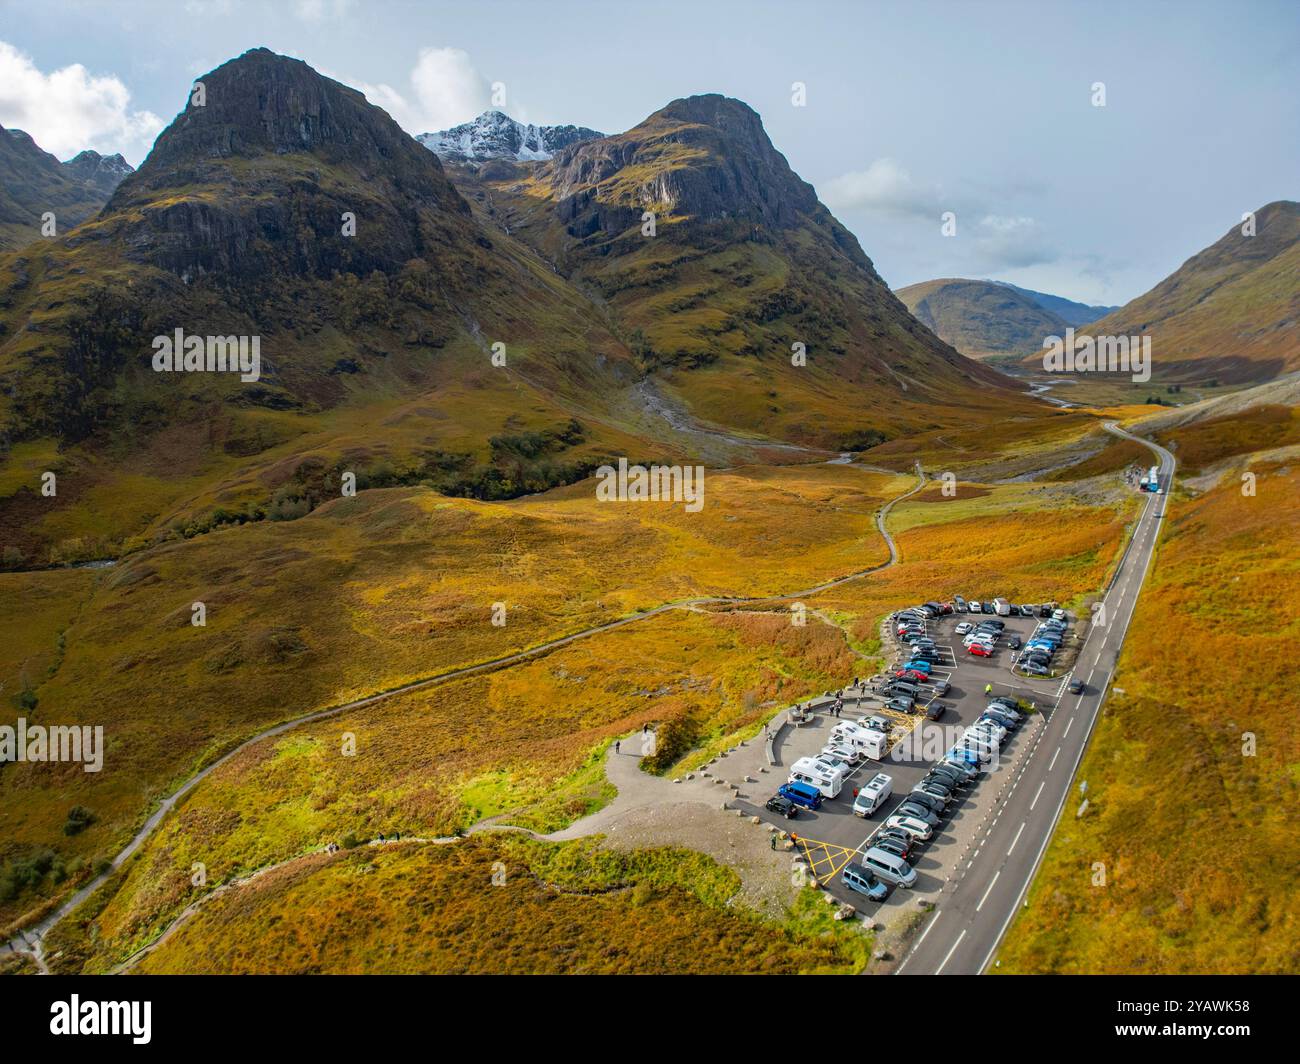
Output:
0 40 163 160
820 158 940 219
347 47 516 135
973 214 1056 269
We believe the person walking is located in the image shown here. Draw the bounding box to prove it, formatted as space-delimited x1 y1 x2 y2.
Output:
770 834 777 851
615 740 621 754
985 683 993 695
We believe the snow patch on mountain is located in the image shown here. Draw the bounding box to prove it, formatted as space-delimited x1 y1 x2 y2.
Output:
417 111 602 162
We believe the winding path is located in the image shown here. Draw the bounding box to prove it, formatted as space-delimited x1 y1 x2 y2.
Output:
7 462 926 967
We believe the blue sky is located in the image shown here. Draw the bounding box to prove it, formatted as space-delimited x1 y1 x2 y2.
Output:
1 0 1296 304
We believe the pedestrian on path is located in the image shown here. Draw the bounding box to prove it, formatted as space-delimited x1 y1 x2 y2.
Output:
770 834 777 851
615 740 621 754
985 683 992 695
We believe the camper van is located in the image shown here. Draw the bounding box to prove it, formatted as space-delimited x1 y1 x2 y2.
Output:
789 756 846 798
852 773 893 817
993 597 1011 616
831 721 889 761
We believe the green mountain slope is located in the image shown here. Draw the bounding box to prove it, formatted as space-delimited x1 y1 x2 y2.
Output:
1020 200 1300 384
896 278 1072 359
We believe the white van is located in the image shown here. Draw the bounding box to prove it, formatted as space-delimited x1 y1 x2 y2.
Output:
831 722 888 761
862 846 917 888
789 756 845 798
993 597 1012 616
852 773 893 817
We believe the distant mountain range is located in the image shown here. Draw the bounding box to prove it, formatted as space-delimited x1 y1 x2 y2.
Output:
1025 200 1299 384
0 128 133 250
895 278 1113 360
417 111 603 161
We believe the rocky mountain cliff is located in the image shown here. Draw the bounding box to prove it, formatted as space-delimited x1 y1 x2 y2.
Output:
454 94 1029 447
418 111 602 161
0 128 131 250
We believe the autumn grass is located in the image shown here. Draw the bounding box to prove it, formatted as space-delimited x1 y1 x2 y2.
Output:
125 834 868 975
996 456 1300 974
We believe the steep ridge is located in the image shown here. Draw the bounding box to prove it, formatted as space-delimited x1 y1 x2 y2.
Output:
0 129 130 250
0 49 647 561
1021 200 1300 384
450 94 1036 450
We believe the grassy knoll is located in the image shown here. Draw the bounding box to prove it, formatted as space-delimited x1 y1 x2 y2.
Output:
997 454 1300 973
127 835 869 975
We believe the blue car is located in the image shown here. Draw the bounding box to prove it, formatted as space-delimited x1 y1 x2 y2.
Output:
902 659 933 674
842 862 890 901
778 781 823 810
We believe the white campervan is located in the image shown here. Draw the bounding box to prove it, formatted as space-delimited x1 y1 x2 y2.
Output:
831 722 889 761
993 597 1012 616
789 756 846 798
852 772 893 817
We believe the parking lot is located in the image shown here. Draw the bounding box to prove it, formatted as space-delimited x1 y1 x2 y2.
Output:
737 600 1075 919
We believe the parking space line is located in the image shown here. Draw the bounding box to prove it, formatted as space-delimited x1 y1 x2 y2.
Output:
975 871 1000 912
936 928 967 974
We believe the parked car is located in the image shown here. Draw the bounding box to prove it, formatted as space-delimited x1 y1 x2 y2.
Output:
895 668 929 683
981 708 1020 730
1021 661 1049 676
927 763 969 789
886 814 933 841
968 642 994 657
926 679 951 697
842 862 890 902
982 602 996 614
871 833 913 861
963 633 995 647
906 789 948 816
865 715 892 733
968 601 982 613
895 801 940 827
955 621 973 635
1053 609 1067 622
1007 635 1022 650
953 596 967 612
925 701 947 721
887 697 915 714
822 742 861 764
1039 604 1054 617
902 659 933 674
765 795 798 818
939 602 954 615
1069 679 1086 695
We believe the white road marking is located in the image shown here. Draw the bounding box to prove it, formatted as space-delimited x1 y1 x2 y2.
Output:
976 871 1001 912
936 928 967 974
912 910 941 950
1007 822 1026 855
1062 717 1074 738
1030 781 1045 810
1049 746 1061 770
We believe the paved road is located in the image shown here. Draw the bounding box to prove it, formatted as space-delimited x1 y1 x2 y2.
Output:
896 422 1174 975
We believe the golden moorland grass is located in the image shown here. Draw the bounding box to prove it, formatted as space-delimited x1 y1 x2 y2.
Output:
997 456 1300 973
1 463 900 927
129 835 870 975
38 478 1133 972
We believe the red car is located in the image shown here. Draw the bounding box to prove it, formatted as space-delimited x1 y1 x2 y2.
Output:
894 669 929 682
968 642 994 657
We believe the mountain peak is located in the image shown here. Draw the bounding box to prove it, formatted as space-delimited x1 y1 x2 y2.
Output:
417 111 603 162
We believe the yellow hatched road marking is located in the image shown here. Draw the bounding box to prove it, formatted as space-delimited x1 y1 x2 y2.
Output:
794 836 860 882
